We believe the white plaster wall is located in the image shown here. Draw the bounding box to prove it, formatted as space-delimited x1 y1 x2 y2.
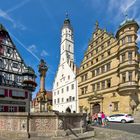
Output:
53 62 78 113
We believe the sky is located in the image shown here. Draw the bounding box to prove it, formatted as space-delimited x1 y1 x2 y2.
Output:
0 0 140 98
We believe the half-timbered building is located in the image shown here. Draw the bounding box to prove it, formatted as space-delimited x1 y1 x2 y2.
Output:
0 24 37 112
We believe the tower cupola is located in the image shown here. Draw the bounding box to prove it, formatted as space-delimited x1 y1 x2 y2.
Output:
62 14 73 31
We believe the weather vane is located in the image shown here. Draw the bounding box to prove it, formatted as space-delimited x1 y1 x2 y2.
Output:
124 10 128 21
66 12 68 19
95 21 99 30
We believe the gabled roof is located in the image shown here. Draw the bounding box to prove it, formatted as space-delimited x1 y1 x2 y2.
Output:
0 24 7 32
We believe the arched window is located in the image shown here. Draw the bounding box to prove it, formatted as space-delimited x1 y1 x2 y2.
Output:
68 45 70 51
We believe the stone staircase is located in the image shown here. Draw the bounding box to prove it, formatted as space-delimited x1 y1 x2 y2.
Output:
134 104 140 123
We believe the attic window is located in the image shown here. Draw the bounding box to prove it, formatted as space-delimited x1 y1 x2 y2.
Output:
107 41 110 46
96 41 98 45
13 63 18 68
0 46 4 55
96 58 98 62
108 51 110 56
7 48 11 54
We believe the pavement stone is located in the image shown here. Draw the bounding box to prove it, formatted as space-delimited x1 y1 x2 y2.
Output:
93 126 140 140
0 126 140 140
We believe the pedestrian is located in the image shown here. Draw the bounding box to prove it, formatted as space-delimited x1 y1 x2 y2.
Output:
86 113 91 125
101 112 106 127
92 113 98 125
97 112 102 125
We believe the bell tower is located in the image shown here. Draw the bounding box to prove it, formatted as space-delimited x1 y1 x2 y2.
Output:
60 14 74 65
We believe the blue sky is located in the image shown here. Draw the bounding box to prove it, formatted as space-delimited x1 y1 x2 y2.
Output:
0 0 140 98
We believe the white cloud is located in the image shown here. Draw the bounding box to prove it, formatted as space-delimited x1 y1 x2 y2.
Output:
108 0 137 21
121 0 137 13
39 0 58 30
7 0 30 13
108 0 137 13
13 21 26 30
0 9 26 30
28 44 37 52
28 46 49 58
40 50 49 57
0 9 14 23
9 33 40 61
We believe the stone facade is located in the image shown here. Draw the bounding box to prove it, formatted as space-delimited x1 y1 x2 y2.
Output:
77 19 140 116
0 112 86 139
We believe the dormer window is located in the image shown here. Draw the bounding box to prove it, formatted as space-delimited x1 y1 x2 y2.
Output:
7 48 11 54
101 36 104 41
108 51 110 56
96 41 98 45
96 58 98 62
13 63 18 68
107 41 110 46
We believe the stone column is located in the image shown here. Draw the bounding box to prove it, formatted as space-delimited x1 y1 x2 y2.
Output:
105 65 107 72
126 52 129 61
38 59 48 112
38 59 48 93
120 74 122 83
132 71 136 81
120 55 122 63
126 71 129 81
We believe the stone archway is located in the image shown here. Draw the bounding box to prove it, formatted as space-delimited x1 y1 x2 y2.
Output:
92 103 100 114
66 107 71 113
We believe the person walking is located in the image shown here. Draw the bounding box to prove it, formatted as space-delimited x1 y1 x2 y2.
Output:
101 112 106 127
86 113 91 125
92 113 98 125
97 112 102 125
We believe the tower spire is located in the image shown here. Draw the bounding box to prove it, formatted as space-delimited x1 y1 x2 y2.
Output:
95 21 99 30
66 12 68 19
125 13 128 21
123 10 128 21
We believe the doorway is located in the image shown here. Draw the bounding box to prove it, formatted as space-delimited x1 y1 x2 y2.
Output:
92 103 100 114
